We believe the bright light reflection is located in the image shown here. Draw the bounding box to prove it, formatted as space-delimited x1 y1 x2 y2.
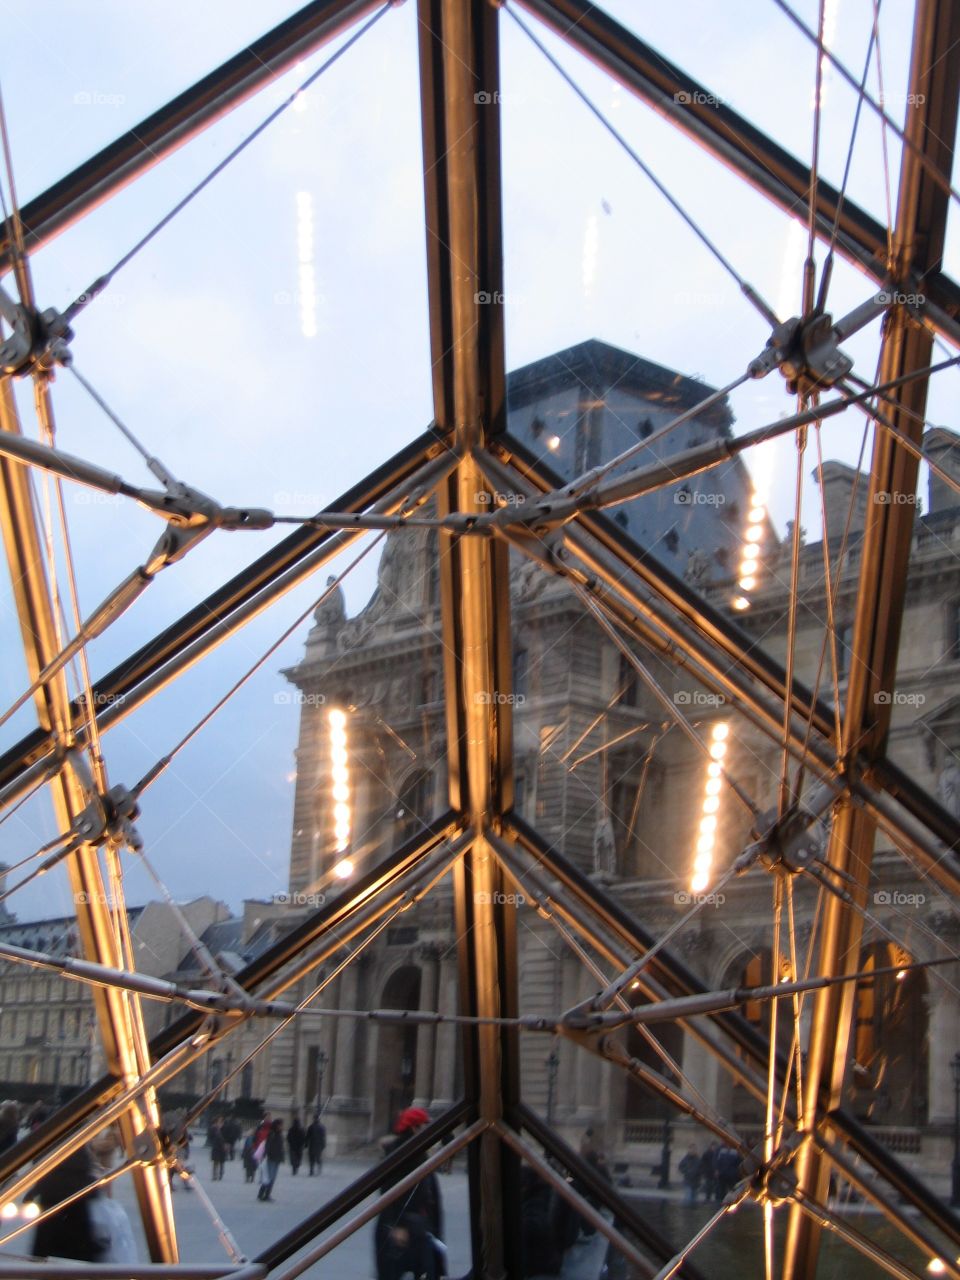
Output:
733 485 766 610
690 720 730 893
328 708 351 855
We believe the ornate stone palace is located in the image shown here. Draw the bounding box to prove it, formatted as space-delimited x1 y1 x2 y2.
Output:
10 340 954 1184
237 338 960 1186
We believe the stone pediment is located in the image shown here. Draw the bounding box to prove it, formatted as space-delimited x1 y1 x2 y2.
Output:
917 694 960 766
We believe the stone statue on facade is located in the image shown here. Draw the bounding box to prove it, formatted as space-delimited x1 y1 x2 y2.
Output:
938 754 960 818
592 814 617 876
314 575 346 630
683 548 711 588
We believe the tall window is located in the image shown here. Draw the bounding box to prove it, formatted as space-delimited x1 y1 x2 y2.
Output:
513 648 529 700
396 772 432 843
618 652 638 707
950 601 960 658
836 623 853 681
514 770 527 817
852 944 928 1124
419 668 441 705
241 1062 254 1100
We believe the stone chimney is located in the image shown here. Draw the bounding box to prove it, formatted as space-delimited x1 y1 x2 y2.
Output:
924 428 960 513
814 461 869 542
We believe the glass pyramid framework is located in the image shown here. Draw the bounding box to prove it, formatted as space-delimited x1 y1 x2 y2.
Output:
0 1 959 1277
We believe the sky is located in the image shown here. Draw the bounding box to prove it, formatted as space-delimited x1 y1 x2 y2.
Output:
0 0 956 924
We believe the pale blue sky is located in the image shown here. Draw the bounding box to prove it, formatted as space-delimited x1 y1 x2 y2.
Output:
0 0 955 921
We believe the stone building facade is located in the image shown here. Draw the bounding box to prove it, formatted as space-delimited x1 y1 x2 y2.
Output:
0 895 228 1096
219 341 960 1187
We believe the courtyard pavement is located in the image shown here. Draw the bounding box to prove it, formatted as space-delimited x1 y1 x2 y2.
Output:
2 1154 473 1277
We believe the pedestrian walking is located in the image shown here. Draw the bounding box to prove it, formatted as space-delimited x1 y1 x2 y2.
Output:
28 1146 106 1262
257 1119 285 1202
222 1115 241 1161
253 1113 271 1152
306 1114 327 1175
209 1117 226 1182
714 1146 741 1200
241 1133 258 1183
287 1115 305 1176
678 1144 700 1205
698 1143 718 1203
579 1126 597 1161
520 1164 578 1278
0 1101 19 1154
374 1107 445 1280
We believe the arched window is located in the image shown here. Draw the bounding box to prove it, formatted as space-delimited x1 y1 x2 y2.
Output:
729 950 795 1126
850 943 928 1125
395 772 433 844
624 992 684 1122
375 966 423 1134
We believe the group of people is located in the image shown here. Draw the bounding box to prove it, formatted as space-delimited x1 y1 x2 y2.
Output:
371 1111 616 1280
209 1112 328 1200
677 1142 743 1204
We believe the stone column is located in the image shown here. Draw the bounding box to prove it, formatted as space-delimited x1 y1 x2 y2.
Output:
570 963 603 1135
330 956 362 1103
927 977 960 1125
432 953 459 1107
414 944 441 1107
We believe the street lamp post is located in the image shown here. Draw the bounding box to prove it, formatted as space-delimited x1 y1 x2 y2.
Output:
951 1053 960 1207
657 1114 672 1190
545 1046 560 1125
315 1050 328 1115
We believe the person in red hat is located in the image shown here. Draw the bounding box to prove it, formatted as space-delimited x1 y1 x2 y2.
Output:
374 1108 445 1280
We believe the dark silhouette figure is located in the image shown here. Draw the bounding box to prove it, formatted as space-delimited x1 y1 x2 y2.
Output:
242 1134 258 1183
29 1147 105 1262
306 1115 327 1175
222 1116 241 1161
520 1166 578 1277
374 1108 444 1280
287 1116 305 1176
209 1118 226 1182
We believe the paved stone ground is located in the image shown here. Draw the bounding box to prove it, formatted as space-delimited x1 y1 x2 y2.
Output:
2 1149 925 1278
2 1154 473 1277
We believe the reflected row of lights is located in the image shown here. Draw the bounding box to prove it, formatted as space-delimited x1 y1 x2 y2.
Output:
1 1200 39 1222
732 494 767 612
328 708 353 879
690 722 729 893
296 191 317 339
